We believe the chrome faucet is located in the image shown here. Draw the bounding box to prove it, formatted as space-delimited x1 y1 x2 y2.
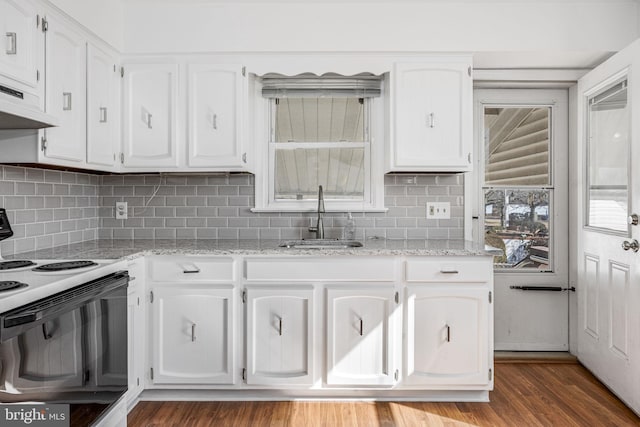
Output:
308 185 325 239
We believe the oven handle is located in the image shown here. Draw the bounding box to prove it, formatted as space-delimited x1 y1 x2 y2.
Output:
0 271 129 342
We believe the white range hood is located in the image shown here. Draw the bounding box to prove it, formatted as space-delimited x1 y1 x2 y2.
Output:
0 85 58 129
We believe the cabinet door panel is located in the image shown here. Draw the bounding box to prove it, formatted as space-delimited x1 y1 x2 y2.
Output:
0 0 38 89
392 61 471 172
405 286 489 386
123 63 178 168
246 287 313 385
44 17 86 163
87 43 117 168
326 288 395 386
152 286 234 385
188 64 244 167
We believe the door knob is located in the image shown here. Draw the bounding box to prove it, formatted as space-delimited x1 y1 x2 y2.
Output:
628 214 639 226
621 239 639 252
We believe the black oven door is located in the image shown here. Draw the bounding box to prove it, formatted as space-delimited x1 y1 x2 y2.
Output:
0 271 129 426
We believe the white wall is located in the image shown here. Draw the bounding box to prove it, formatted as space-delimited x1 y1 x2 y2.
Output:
47 0 124 50
121 1 639 67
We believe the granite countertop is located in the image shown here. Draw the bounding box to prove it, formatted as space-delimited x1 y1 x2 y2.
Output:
8 239 502 260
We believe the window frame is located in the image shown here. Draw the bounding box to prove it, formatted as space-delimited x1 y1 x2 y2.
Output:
251 81 386 213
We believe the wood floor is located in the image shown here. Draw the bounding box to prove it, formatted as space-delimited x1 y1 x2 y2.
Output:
128 362 640 426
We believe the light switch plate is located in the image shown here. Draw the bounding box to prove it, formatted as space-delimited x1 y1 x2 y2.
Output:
115 201 128 220
426 202 450 219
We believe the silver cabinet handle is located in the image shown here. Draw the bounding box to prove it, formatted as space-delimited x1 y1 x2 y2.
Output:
446 324 451 342
42 323 52 340
63 92 72 111
278 316 283 336
622 239 639 252
191 323 196 342
5 32 17 55
212 113 217 130
359 318 363 336
147 113 152 129
440 269 459 274
99 107 108 123
180 263 200 274
242 153 247 164
628 214 639 226
428 112 435 128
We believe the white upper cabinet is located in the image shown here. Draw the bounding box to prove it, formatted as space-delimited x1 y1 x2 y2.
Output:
86 43 119 169
0 0 39 91
122 62 179 169
43 15 86 164
389 58 472 172
188 63 247 168
326 287 397 386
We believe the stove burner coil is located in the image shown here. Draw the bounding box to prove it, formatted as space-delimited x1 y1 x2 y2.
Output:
0 260 36 271
33 261 98 272
0 281 28 292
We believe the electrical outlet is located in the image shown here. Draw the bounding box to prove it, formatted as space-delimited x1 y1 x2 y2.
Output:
426 202 450 219
115 202 128 220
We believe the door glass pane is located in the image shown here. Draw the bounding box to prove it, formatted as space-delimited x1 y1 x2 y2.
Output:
586 79 629 233
484 107 550 186
485 189 551 270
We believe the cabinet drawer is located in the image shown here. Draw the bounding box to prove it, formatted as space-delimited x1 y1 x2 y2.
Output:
245 257 396 282
148 256 235 282
405 257 491 283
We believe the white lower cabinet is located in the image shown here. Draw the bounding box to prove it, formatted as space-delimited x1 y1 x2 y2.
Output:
404 285 491 387
245 286 314 385
326 287 397 386
150 285 234 385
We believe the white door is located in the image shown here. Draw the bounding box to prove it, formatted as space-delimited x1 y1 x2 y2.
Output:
404 285 490 386
473 89 569 350
575 39 640 414
188 63 246 168
245 287 314 386
86 43 118 168
122 63 179 168
326 287 396 386
151 286 234 385
43 16 86 163
0 0 38 89
392 60 472 172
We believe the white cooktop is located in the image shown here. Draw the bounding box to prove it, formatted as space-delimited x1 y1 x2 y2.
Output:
0 259 126 313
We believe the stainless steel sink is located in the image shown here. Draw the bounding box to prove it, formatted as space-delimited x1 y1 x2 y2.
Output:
279 239 363 249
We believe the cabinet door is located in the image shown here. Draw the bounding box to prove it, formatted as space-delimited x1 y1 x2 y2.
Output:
188 64 246 168
404 285 490 386
122 63 179 168
326 287 396 386
151 286 234 385
0 0 38 89
246 287 314 385
127 289 144 402
392 61 472 172
87 43 118 168
43 16 86 163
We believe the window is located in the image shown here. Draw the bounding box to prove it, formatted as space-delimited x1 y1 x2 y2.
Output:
482 106 553 270
253 75 385 212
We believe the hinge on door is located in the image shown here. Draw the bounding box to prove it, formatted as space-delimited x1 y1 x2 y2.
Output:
468 153 472 164
488 291 492 303
394 369 399 381
242 66 246 77
150 291 154 303
150 367 154 380
41 18 48 33
40 136 47 152
242 290 246 303
468 66 472 77
120 67 124 78
394 291 399 304
137 296 140 306
489 368 492 381
242 368 246 381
